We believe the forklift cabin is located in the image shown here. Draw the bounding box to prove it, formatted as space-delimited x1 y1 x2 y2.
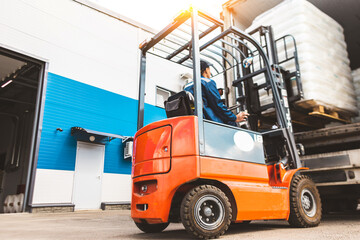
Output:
132 7 321 239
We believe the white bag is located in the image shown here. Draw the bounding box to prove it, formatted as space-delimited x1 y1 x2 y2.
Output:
351 68 360 122
246 0 357 114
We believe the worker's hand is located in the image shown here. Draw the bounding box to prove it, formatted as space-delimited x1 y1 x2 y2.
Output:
235 111 249 122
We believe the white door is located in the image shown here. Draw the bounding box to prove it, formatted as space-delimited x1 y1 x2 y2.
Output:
73 142 105 210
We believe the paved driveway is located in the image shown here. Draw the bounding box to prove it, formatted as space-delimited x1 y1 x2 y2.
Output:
0 210 359 239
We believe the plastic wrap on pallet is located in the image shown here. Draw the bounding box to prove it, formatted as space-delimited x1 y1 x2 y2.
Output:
246 0 357 114
352 68 360 122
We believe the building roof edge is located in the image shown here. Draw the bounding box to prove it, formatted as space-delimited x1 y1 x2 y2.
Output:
73 0 156 34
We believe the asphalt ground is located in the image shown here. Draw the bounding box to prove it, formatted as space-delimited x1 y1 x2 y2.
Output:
0 210 359 240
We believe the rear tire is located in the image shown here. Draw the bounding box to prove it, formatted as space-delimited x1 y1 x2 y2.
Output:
180 185 232 239
288 175 322 228
134 221 169 233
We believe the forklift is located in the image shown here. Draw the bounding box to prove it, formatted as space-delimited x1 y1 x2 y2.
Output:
131 7 321 239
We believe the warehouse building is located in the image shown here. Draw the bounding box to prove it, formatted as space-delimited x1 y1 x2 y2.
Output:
0 0 191 212
1 0 359 214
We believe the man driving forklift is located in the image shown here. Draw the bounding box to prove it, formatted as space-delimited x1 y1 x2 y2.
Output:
184 60 249 126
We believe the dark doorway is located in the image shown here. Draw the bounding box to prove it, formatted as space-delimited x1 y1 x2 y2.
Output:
0 46 47 213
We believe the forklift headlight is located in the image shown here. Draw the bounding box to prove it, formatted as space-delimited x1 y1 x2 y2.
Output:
134 180 157 196
141 185 148 193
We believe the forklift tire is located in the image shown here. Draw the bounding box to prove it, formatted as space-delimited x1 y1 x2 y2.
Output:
134 221 169 233
288 175 322 228
180 185 232 239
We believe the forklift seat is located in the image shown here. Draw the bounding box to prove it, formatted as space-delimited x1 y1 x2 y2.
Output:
164 91 194 118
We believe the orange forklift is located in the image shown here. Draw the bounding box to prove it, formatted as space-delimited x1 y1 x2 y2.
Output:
131 7 321 239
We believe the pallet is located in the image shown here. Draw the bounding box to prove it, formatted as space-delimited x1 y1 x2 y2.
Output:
295 99 355 123
262 109 325 131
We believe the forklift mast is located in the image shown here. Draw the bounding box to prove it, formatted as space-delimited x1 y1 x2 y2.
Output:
137 8 301 168
235 26 303 130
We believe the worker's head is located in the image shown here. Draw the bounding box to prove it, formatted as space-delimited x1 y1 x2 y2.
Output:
200 60 212 78
218 88 224 96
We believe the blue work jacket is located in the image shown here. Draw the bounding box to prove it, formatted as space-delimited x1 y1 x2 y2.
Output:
184 77 237 126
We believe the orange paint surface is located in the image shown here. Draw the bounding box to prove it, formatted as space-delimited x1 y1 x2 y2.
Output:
133 158 171 177
133 125 172 163
131 155 200 222
200 157 289 220
131 116 303 223
131 117 200 222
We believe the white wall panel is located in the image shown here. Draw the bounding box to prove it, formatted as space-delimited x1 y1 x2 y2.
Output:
32 169 74 204
0 0 189 103
32 170 132 204
101 173 131 202
146 54 192 105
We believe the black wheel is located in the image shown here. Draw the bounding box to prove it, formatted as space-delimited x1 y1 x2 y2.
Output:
134 221 169 233
180 185 232 239
288 175 322 228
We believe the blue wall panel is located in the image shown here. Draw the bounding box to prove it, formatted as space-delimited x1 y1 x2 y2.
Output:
37 73 166 174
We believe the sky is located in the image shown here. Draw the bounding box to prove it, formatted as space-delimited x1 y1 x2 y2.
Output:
90 0 227 30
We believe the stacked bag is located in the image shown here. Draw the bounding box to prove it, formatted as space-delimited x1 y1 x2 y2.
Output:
3 193 24 213
352 68 360 122
246 0 357 115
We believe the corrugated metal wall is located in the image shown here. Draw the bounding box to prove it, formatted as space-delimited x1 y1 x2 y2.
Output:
37 72 166 174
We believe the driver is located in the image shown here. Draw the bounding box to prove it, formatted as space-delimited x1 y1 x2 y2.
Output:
184 61 249 126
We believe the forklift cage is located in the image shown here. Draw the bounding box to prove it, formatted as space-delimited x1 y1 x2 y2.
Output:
136 7 301 168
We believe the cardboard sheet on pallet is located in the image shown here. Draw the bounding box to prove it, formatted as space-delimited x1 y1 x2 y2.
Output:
246 0 357 115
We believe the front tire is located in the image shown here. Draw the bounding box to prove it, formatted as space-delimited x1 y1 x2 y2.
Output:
288 175 322 228
134 221 169 233
180 185 232 239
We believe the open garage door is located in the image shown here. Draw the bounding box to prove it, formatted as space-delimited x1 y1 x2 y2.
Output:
0 46 47 213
